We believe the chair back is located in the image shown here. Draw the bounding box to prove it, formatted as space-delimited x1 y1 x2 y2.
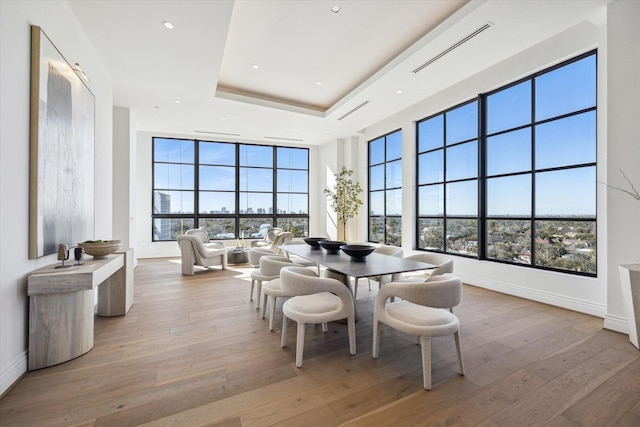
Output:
374 245 403 258
259 255 295 276
401 275 462 309
271 232 294 252
280 266 351 299
404 253 454 275
265 227 283 243
185 228 209 243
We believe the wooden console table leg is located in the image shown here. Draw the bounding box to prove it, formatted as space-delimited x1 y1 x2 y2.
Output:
28 289 94 370
97 249 134 316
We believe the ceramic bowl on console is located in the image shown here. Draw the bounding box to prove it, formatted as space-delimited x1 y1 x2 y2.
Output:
318 239 346 254
303 237 327 249
78 240 122 258
340 244 376 262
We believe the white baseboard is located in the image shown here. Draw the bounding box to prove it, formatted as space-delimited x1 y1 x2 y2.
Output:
1 351 27 397
604 313 629 334
456 272 607 318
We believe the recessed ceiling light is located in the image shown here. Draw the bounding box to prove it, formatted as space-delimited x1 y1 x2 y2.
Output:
331 5 341 13
396 89 404 94
316 81 323 85
221 117 227 120
163 21 174 29
252 64 260 69
174 100 181 104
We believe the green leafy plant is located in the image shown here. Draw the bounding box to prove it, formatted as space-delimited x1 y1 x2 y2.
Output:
323 167 363 241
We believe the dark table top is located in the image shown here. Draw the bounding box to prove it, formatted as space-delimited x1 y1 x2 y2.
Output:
279 244 436 278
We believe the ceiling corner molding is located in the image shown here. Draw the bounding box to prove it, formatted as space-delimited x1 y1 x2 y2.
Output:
215 88 326 117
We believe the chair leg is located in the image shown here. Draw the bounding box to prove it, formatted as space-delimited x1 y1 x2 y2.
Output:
420 336 432 390
256 280 263 309
354 278 359 299
372 320 380 358
454 331 465 376
281 316 288 348
347 316 356 355
250 279 255 301
295 321 306 368
321 322 328 332
268 296 277 331
261 292 268 319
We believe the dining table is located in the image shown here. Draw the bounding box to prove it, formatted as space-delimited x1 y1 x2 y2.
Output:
278 244 436 320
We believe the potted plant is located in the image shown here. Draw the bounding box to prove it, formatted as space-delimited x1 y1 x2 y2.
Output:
324 167 363 241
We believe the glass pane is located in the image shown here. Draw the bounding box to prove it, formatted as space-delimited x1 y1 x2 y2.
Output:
369 217 384 243
419 218 444 250
199 141 235 165
536 55 596 121
418 115 444 152
487 219 531 264
386 160 402 188
418 150 444 185
369 137 385 164
240 218 273 239
486 128 531 176
239 167 273 192
277 193 308 214
277 217 309 237
369 191 384 216
446 141 477 181
386 216 402 247
385 189 402 215
154 138 194 163
154 190 193 214
487 175 531 217
487 80 532 134
446 180 477 216
199 218 235 239
277 170 308 192
446 218 478 255
418 184 444 216
277 147 308 169
369 165 384 191
239 145 272 167
240 192 273 214
536 111 596 170
386 130 403 160
535 167 595 217
199 165 234 191
446 101 478 144
153 218 193 241
199 191 235 214
534 220 596 274
154 164 194 190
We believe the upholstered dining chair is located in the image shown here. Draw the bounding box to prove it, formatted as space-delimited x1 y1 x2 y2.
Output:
177 229 227 276
248 232 295 268
372 274 465 390
259 256 304 330
353 245 404 299
251 227 283 248
280 267 356 368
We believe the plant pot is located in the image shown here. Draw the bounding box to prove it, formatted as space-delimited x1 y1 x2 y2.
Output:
618 264 640 350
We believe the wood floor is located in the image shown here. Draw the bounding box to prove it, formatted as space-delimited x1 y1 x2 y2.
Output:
2 258 639 426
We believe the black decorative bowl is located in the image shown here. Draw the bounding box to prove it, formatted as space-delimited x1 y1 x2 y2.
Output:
303 237 327 249
318 239 346 254
341 244 376 261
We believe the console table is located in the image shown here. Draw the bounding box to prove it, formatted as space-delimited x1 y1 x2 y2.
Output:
27 249 134 370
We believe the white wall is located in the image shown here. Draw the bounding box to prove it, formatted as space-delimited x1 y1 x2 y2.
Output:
0 0 112 395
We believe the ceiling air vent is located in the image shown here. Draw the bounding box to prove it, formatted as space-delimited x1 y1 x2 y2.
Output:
412 22 494 74
337 100 370 121
194 130 241 136
263 136 304 142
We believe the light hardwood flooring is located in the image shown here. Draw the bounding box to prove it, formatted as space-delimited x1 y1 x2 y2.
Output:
1 257 639 426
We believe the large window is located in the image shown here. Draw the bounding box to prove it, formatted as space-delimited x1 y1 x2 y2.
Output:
368 129 402 245
153 139 309 240
416 51 596 276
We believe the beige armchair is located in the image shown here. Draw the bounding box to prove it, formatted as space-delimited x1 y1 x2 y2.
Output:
372 275 465 390
280 267 356 368
177 229 227 276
